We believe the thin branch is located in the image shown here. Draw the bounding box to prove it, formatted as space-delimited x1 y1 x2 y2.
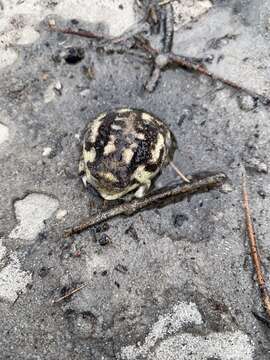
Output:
242 171 270 317
136 39 270 104
168 53 270 105
163 3 174 53
50 27 108 40
64 172 226 237
145 65 161 92
49 10 270 104
52 283 87 304
170 161 190 183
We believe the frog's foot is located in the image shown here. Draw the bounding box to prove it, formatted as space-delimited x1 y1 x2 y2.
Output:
79 158 88 187
134 180 151 199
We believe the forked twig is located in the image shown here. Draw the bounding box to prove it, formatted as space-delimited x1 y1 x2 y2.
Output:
242 172 270 317
52 283 87 304
136 38 270 104
64 172 226 237
49 11 270 103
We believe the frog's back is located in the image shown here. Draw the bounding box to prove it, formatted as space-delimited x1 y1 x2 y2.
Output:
82 108 172 194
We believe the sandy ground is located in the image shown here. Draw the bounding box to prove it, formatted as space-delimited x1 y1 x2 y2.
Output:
1 0 270 359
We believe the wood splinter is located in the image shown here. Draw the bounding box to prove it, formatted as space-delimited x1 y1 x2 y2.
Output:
64 172 226 237
52 283 87 304
242 172 270 318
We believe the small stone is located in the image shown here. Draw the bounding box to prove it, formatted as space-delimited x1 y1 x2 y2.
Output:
220 182 234 193
48 19 56 27
0 123 9 145
238 95 257 111
98 234 111 246
257 162 268 174
56 209 68 220
74 133 80 140
42 73 49 81
258 189 266 199
42 147 52 156
54 81 63 95
246 158 268 174
80 89 91 97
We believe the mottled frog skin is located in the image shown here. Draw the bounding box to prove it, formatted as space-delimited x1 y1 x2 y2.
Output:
79 108 174 200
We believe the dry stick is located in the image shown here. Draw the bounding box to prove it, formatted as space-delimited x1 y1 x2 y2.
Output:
52 283 87 304
50 26 270 103
64 172 226 237
169 53 270 105
242 172 270 317
51 27 107 40
170 161 190 183
135 37 270 104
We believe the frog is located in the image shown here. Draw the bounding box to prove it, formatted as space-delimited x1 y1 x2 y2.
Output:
79 108 175 200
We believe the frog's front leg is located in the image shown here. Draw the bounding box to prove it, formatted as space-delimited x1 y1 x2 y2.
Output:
79 157 88 188
134 179 151 198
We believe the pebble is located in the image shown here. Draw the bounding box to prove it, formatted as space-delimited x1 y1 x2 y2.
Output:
54 81 63 95
220 182 234 193
238 95 257 111
42 147 52 156
80 89 91 97
257 189 266 199
0 123 9 145
56 209 68 220
98 234 111 246
247 158 268 174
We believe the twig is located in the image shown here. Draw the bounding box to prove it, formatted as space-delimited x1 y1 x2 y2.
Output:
163 3 174 53
168 53 270 105
170 161 190 183
52 283 87 304
49 8 270 104
242 171 270 317
51 27 107 40
64 172 226 237
136 39 270 104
